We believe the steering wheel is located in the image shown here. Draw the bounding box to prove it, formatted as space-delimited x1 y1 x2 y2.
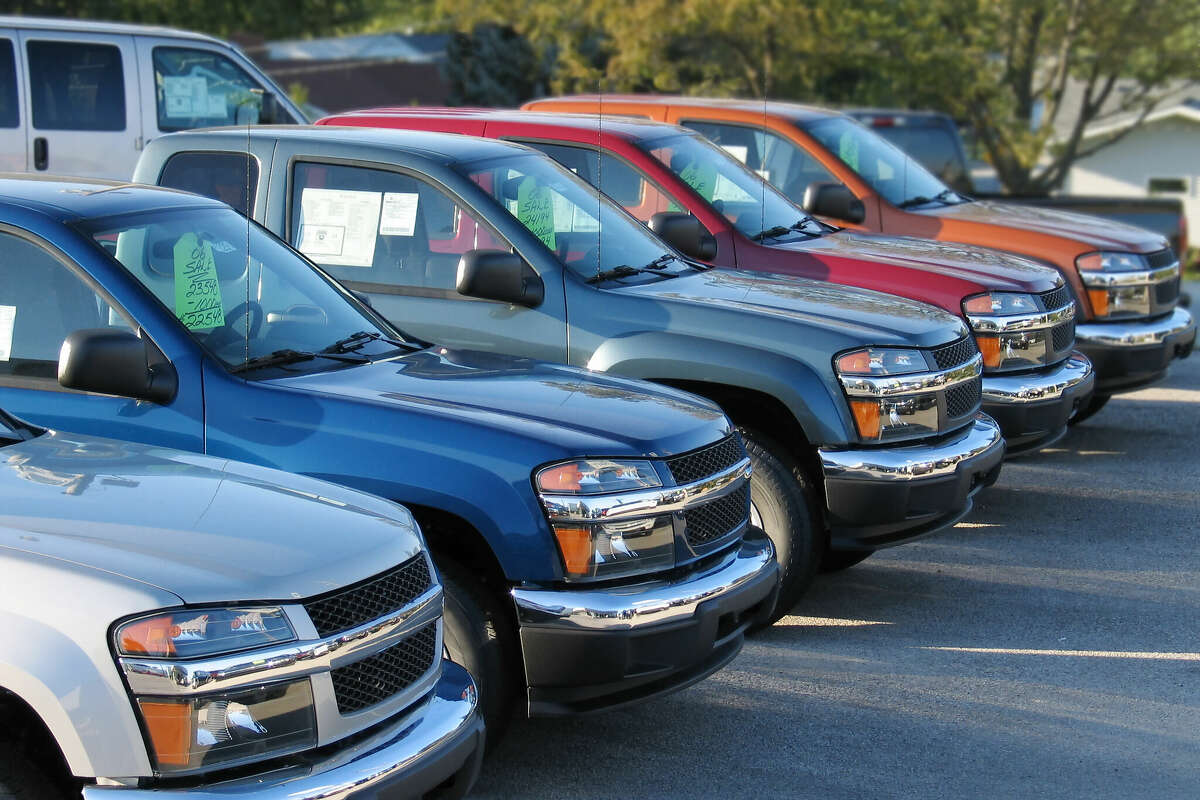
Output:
204 300 264 353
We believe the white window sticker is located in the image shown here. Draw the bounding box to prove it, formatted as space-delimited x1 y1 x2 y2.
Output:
0 305 13 362
206 93 227 117
721 144 749 163
162 76 208 118
297 188 382 267
379 192 420 236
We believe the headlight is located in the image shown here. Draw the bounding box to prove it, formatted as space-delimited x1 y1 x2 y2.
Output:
835 346 968 442
115 607 317 775
962 292 1071 372
536 458 661 494
1075 252 1167 319
835 347 927 376
1076 252 1148 273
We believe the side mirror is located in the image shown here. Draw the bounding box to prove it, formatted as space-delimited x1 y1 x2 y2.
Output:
456 250 544 307
58 329 177 404
648 212 717 261
802 182 866 224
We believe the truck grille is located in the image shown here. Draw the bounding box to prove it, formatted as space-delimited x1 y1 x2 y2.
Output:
930 337 978 370
303 555 432 637
665 435 746 485
330 621 439 714
1155 275 1180 306
1146 248 1177 269
946 380 982 419
1039 285 1072 312
1051 319 1076 353
684 484 749 548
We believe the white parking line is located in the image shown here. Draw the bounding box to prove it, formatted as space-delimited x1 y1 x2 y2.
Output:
921 646 1200 661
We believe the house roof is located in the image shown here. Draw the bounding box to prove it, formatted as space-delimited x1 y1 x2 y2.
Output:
265 32 449 63
1079 96 1200 140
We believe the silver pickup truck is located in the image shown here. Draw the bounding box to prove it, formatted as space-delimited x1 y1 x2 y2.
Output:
0 408 482 799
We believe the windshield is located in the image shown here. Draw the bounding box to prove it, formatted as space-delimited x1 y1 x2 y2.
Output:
78 207 405 375
802 117 961 208
454 151 679 281
637 132 823 241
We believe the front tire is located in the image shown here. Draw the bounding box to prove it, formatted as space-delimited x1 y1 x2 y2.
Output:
0 750 64 800
738 427 824 625
439 562 518 750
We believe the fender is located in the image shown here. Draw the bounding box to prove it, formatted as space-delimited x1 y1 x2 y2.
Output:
586 330 854 446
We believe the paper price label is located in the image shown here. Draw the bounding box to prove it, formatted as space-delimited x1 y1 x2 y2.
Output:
0 305 14 362
298 188 381 267
380 192 419 236
517 178 556 250
174 234 225 330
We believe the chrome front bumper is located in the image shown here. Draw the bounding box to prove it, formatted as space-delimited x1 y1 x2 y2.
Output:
1075 306 1195 349
819 415 1004 483
1075 307 1196 393
982 353 1094 405
85 661 483 800
981 354 1096 454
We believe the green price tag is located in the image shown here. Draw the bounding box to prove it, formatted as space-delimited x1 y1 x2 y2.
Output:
838 133 860 171
173 233 225 330
517 177 557 251
679 160 718 201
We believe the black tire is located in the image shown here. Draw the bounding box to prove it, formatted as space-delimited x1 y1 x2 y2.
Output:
738 427 824 626
1068 394 1111 426
438 561 518 752
0 750 64 800
819 549 873 573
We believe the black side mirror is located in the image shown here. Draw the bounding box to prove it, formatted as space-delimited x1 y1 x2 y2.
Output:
648 212 717 261
457 250 544 307
58 329 177 404
802 182 866 224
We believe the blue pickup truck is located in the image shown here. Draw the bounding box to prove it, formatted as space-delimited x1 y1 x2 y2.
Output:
0 177 780 739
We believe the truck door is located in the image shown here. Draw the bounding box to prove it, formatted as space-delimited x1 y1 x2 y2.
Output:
19 30 141 180
0 32 26 172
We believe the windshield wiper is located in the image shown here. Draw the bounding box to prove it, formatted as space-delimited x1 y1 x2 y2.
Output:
899 190 962 209
751 219 822 242
322 330 422 355
586 256 683 285
230 348 369 375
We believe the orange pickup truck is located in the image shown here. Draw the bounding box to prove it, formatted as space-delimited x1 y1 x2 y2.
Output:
525 96 1196 412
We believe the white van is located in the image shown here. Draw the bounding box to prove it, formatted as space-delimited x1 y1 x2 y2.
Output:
0 16 306 180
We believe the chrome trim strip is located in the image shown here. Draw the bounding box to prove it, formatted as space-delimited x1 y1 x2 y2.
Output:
511 532 776 631
819 416 1004 482
1079 263 1179 288
967 303 1075 333
86 661 482 800
839 354 982 398
1076 307 1195 348
539 458 751 523
120 587 443 697
982 354 1094 404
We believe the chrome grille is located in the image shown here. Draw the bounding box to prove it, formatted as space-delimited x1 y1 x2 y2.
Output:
1051 319 1076 353
946 380 982 419
1039 285 1072 311
666 436 746 485
930 337 978 370
330 621 438 714
303 555 432 637
1146 248 1177 269
683 484 749 548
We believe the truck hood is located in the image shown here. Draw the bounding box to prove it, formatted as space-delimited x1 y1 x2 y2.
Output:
922 200 1169 253
616 268 967 348
268 347 729 459
0 430 425 605
789 230 1062 294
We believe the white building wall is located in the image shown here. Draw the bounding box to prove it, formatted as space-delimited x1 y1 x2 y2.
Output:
1066 118 1200 252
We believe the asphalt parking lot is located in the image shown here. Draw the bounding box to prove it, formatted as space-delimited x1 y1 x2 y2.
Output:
473 284 1200 799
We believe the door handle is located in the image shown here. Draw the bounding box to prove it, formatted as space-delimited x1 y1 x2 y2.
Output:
33 137 48 171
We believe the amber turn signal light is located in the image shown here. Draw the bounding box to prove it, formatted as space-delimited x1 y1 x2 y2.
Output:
974 335 1002 368
1087 288 1109 317
552 526 593 576
849 399 882 440
138 700 193 767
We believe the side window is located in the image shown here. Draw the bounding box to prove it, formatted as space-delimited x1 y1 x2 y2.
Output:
682 120 835 200
0 39 18 128
27 41 125 131
158 152 259 216
0 231 131 381
153 47 279 132
289 162 507 291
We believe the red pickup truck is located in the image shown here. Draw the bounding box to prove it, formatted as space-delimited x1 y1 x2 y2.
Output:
320 109 1095 454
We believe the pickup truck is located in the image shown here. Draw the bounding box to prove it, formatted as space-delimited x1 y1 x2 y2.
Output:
136 125 1006 618
331 109 1093 452
0 406 482 798
0 177 779 740
842 108 1190 260
523 96 1197 421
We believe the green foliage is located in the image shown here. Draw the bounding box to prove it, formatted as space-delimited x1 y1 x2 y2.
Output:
442 23 548 107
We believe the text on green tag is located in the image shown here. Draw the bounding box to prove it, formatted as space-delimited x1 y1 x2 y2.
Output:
517 177 556 251
174 233 225 330
678 160 718 201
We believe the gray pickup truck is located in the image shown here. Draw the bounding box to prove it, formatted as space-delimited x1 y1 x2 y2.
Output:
135 126 1006 618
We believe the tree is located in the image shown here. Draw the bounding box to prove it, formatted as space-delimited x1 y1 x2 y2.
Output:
848 0 1200 194
443 23 547 107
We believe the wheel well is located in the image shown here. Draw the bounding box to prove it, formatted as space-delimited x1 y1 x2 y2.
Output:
403 504 515 615
0 688 77 794
654 379 826 503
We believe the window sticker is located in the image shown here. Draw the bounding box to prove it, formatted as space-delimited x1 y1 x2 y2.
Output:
721 144 749 163
206 93 227 117
379 192 419 236
0 305 14 361
838 132 860 171
297 188 381 267
162 76 209 118
679 160 718 201
173 234 225 330
517 177 556 250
